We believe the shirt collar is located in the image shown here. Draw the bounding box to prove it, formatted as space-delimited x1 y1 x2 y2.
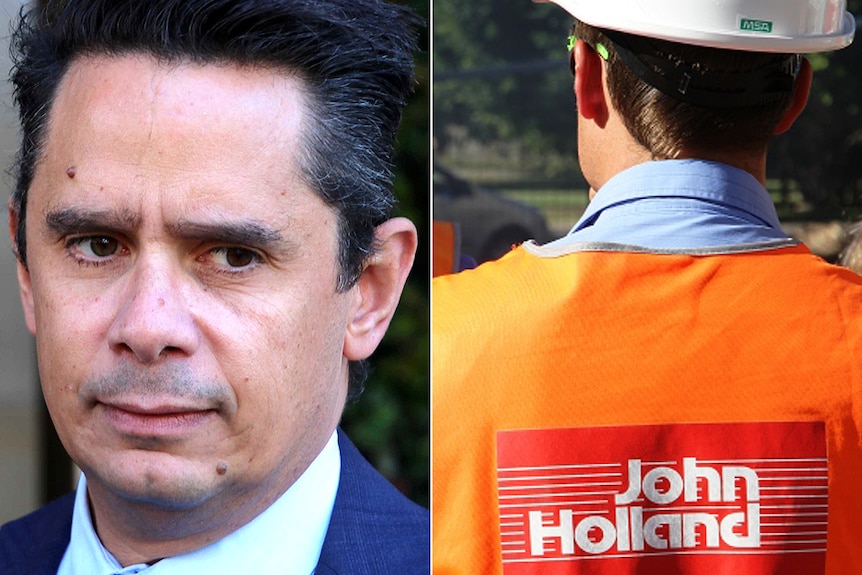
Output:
59 430 341 575
572 159 783 233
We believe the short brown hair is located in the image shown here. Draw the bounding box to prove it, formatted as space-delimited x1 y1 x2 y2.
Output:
575 20 799 159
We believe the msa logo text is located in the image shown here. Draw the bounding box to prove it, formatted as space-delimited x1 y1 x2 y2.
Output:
529 457 760 556
740 18 773 33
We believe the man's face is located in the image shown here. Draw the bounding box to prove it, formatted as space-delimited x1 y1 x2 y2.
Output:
15 55 353 512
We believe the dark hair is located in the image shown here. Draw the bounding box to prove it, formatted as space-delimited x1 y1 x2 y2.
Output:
10 0 421 398
574 20 798 159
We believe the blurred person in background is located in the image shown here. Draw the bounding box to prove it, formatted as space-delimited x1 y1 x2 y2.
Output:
839 221 862 273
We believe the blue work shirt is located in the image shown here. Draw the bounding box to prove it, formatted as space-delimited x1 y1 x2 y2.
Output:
543 159 794 252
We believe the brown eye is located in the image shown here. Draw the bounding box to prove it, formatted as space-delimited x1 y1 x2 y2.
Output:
224 248 256 268
89 236 119 257
209 246 261 270
68 236 120 260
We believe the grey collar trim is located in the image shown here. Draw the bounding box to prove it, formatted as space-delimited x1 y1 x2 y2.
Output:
523 238 803 258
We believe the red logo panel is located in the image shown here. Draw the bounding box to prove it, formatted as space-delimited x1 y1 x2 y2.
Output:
497 422 827 574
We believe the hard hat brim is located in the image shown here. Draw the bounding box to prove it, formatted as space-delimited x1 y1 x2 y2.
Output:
550 0 856 53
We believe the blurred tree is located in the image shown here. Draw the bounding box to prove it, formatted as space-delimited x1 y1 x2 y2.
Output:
769 0 862 218
435 0 862 216
434 0 577 162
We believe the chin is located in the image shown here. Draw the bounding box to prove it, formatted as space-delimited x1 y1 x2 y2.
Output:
85 450 227 511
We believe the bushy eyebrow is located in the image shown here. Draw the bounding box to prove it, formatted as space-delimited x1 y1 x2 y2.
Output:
44 207 286 249
166 219 285 248
45 207 141 237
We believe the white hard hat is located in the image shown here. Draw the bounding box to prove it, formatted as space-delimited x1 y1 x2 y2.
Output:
545 0 855 52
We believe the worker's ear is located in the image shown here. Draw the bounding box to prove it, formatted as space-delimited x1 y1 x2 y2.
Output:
774 57 812 135
8 199 36 335
343 217 417 361
573 40 609 127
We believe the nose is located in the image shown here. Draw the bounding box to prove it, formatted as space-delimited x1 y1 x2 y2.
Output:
107 256 200 364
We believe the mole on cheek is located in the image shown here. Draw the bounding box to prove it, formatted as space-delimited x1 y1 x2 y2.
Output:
66 166 77 179
216 461 228 476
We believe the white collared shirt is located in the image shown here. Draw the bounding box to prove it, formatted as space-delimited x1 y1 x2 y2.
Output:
57 431 341 575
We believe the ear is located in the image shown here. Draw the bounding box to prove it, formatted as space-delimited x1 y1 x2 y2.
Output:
573 40 609 127
8 199 37 335
343 217 417 361
774 57 812 135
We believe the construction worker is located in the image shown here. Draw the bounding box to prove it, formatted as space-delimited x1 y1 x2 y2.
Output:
433 0 862 573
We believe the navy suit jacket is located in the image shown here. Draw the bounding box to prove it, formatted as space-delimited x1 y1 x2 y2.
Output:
0 431 429 574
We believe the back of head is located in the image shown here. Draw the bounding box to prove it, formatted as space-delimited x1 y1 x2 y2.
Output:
574 22 803 159
548 0 855 159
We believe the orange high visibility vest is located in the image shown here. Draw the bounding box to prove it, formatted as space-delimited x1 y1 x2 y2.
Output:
433 242 862 575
